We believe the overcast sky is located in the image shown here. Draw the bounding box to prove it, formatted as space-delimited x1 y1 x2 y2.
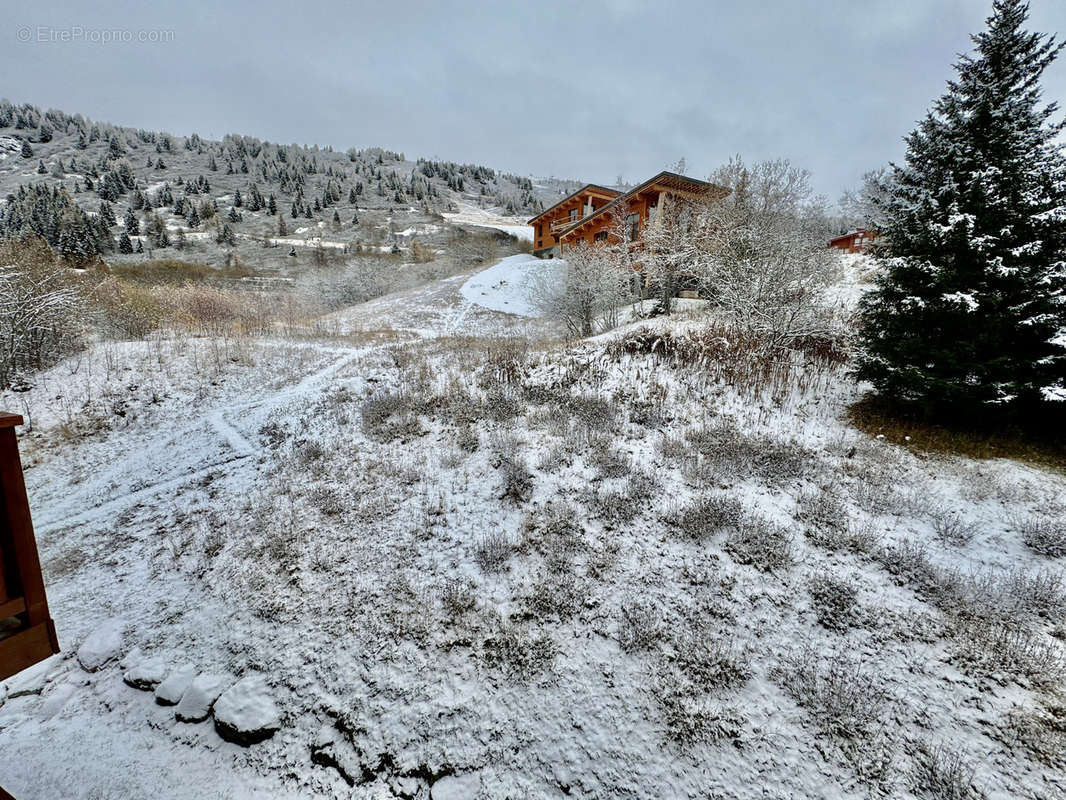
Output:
4 0 1066 202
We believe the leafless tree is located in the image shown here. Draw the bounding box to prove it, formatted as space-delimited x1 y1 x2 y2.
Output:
529 240 632 338
695 156 842 346
0 237 85 388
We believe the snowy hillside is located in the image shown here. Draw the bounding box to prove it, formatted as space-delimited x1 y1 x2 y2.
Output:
1 252 1064 800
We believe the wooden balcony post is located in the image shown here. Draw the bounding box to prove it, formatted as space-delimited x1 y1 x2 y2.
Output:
0 412 60 681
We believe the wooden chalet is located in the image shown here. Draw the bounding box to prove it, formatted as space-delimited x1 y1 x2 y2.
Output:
528 184 622 257
829 229 879 253
0 412 59 682
529 171 726 258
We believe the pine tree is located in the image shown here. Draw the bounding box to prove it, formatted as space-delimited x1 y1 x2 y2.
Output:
118 232 134 254
124 207 140 235
99 201 116 227
233 188 242 208
20 139 33 158
858 0 1066 417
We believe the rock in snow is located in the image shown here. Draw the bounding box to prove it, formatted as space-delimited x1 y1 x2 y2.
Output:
430 773 481 800
175 673 232 723
154 663 198 706
123 657 170 691
212 675 281 745
76 618 126 672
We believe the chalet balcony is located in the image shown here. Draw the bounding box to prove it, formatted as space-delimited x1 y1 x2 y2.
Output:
550 217 580 234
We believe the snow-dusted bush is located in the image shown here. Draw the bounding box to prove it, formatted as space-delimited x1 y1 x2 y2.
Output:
775 648 893 763
524 569 587 620
617 598 660 653
949 617 1065 688
0 236 86 388
911 742 982 800
1019 517 1066 559
724 516 793 572
1006 700 1066 768
673 634 753 691
667 494 745 540
473 531 513 573
528 240 632 338
693 157 844 347
521 501 582 556
440 578 476 619
480 620 556 682
931 510 979 546
585 468 659 526
809 573 860 632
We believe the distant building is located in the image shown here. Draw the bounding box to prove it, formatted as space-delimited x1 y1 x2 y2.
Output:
829 229 879 253
528 171 725 259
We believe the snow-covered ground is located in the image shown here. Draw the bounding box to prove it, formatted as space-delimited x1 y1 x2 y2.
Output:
442 202 533 241
1 255 1065 799
458 253 559 317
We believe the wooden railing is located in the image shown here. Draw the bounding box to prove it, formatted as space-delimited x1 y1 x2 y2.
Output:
0 412 59 681
550 217 582 234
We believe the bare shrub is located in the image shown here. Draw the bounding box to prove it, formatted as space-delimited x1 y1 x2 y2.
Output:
480 621 556 681
1005 699 1066 768
528 240 632 337
796 486 849 542
1019 517 1066 558
775 647 892 742
0 236 86 388
474 531 513 573
567 394 617 438
809 573 860 632
440 578 476 618
587 469 660 526
605 322 845 400
681 424 812 486
522 501 583 556
618 598 661 653
668 494 745 540
672 634 753 691
455 425 479 453
878 539 940 593
309 486 346 517
483 384 524 422
931 511 979 546
949 617 1066 688
656 673 745 749
479 338 527 387
525 570 587 620
499 453 533 505
360 389 416 440
725 516 794 572
911 742 983 800
586 438 632 479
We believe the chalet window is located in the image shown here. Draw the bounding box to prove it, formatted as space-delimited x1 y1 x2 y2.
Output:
594 231 608 242
626 212 639 240
569 208 578 222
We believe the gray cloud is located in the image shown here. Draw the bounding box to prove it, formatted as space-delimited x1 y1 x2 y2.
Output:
4 0 1065 201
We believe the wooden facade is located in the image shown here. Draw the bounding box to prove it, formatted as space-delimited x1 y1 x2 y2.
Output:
0 412 59 682
528 184 621 256
529 172 726 259
829 229 879 253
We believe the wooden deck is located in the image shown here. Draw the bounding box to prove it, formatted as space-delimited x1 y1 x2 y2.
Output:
0 412 60 682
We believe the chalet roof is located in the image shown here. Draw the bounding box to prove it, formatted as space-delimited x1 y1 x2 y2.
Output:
558 171 726 238
828 228 876 244
527 183 623 225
